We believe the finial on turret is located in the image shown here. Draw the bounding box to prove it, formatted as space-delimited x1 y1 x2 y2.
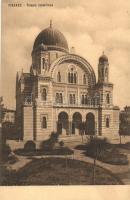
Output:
102 51 104 55
70 46 76 54
50 19 52 28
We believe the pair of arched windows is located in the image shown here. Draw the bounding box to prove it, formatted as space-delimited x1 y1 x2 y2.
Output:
69 94 76 104
42 116 47 128
81 94 87 105
56 93 63 103
68 72 77 84
41 88 47 101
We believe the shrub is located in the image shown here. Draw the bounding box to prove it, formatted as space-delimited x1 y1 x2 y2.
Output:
40 139 54 151
40 132 59 151
2 144 11 157
75 144 87 150
50 132 59 143
41 147 74 155
0 164 18 185
85 137 128 165
8 153 19 164
104 150 129 165
24 140 36 152
59 141 64 148
87 137 109 156
1 144 12 162
58 147 74 155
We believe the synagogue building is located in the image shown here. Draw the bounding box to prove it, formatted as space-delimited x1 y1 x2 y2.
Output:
16 22 119 141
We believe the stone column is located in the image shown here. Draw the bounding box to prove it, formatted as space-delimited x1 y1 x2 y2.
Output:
69 113 73 136
69 121 72 135
53 109 58 132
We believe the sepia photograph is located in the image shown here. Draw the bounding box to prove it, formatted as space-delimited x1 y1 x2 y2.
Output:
0 0 130 187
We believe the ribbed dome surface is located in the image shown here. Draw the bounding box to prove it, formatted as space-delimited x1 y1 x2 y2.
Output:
33 26 69 52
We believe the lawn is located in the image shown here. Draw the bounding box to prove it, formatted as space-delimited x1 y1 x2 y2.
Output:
75 138 129 165
1 157 122 185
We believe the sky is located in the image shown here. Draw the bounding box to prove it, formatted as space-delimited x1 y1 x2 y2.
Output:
1 0 130 109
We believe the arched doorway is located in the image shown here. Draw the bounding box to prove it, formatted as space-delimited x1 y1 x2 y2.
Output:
72 112 82 135
85 113 95 135
57 112 69 135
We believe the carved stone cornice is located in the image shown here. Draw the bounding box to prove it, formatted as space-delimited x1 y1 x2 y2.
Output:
37 76 53 81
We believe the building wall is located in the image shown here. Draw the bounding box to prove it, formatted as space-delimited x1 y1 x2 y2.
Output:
120 106 130 135
113 108 120 134
33 106 99 141
16 46 119 141
34 106 53 141
23 106 34 140
98 108 119 136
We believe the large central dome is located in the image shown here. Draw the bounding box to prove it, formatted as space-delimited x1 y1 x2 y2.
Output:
33 22 69 53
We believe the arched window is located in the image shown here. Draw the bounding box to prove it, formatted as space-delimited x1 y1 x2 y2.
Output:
56 93 59 103
101 68 104 78
83 74 87 84
70 73 73 83
105 68 108 77
73 94 76 104
70 94 73 104
87 97 90 105
42 117 47 128
106 117 110 128
85 95 87 104
68 72 71 83
42 58 45 69
57 72 61 82
81 95 84 104
41 88 47 101
81 94 88 105
106 93 110 104
70 94 76 104
55 93 63 103
59 93 63 103
74 73 77 83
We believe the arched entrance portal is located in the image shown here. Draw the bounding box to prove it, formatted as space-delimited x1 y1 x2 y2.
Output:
72 112 82 135
85 113 95 135
57 112 69 135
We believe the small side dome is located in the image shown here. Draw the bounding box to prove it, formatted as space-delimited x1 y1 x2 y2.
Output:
99 52 108 63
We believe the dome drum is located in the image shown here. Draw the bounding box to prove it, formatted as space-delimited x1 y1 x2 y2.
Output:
32 44 69 54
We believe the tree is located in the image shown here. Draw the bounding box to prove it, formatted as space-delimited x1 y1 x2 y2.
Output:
0 96 4 125
0 97 6 162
